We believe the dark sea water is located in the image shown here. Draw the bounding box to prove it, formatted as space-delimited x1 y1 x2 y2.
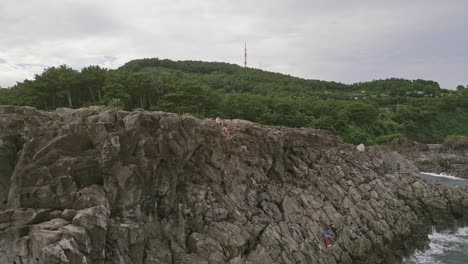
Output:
403 173 468 264
403 227 468 264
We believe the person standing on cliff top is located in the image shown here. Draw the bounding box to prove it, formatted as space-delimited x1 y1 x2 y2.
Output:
215 117 223 127
223 125 232 140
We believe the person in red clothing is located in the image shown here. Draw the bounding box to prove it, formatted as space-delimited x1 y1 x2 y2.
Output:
322 230 332 247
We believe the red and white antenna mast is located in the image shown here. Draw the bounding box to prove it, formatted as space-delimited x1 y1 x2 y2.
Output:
244 42 247 68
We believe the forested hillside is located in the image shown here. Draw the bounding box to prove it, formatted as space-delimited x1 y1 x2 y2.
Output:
1 58 467 144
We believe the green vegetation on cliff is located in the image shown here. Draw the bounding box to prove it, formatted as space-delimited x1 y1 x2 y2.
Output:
1 58 468 144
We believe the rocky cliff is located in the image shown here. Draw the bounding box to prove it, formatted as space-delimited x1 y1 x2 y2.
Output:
1 106 468 264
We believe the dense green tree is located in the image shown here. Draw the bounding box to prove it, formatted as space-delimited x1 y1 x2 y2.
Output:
78 66 107 104
341 102 378 125
1 58 467 144
159 81 220 117
37 65 78 108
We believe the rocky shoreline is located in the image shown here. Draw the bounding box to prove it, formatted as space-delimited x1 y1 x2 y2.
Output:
1 106 468 264
387 140 468 179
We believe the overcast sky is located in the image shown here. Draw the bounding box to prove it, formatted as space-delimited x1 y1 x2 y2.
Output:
0 0 467 89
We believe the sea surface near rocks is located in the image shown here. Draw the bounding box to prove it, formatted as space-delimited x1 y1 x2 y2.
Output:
420 172 468 188
403 227 468 264
404 173 468 263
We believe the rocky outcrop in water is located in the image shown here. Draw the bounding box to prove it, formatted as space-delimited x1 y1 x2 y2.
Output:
389 139 468 179
1 106 468 264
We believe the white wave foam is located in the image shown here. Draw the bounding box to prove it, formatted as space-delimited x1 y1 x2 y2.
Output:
456 227 468 236
420 172 465 181
404 226 468 264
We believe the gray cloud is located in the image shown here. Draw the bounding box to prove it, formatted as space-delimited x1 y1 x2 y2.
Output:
0 0 467 89
15 63 49 69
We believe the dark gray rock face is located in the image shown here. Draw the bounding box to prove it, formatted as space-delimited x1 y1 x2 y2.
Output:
1 106 468 264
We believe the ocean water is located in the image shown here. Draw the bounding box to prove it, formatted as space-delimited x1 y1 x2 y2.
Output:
403 227 468 264
403 172 468 263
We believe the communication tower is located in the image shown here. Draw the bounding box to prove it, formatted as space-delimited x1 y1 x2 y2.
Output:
244 43 247 68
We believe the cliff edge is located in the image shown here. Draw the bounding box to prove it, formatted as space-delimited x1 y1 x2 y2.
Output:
1 106 468 264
